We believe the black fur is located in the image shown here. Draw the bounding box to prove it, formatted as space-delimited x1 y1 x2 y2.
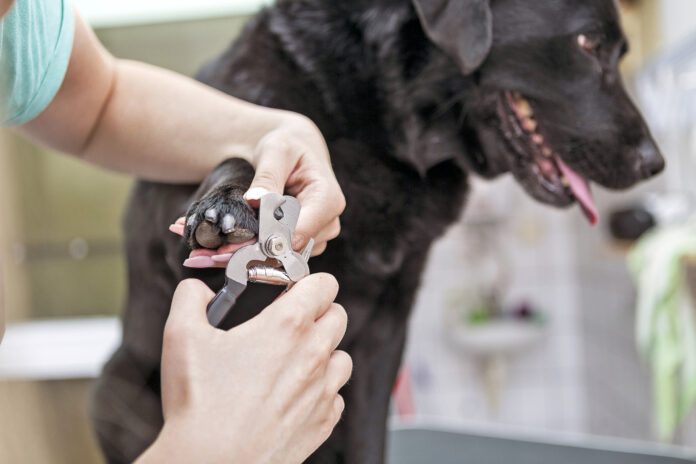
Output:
183 159 258 249
92 1 663 463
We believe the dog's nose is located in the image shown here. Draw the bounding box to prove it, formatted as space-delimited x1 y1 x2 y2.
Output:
637 139 665 178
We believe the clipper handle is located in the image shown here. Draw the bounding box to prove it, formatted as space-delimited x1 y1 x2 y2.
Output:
206 279 246 327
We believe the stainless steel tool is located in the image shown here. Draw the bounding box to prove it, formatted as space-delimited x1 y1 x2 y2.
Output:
206 192 313 327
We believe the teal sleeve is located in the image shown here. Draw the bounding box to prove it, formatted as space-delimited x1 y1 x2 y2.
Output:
0 0 75 126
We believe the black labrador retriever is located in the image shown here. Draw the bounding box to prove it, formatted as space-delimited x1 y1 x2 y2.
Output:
92 0 664 462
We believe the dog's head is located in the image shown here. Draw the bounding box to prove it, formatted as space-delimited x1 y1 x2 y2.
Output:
412 0 664 223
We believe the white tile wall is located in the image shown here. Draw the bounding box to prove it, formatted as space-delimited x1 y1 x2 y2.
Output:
403 177 587 434
402 171 693 446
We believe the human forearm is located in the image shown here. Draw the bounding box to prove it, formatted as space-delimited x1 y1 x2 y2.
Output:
77 59 290 182
18 10 345 248
18 12 293 182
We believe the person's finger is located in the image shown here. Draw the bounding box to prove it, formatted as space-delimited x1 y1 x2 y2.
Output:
264 273 339 324
244 139 297 206
183 256 223 268
313 303 348 353
324 350 353 394
169 217 187 236
166 279 215 333
331 394 345 425
314 218 341 244
334 394 345 416
293 186 345 250
310 241 328 257
307 219 341 257
183 240 257 268
169 223 185 236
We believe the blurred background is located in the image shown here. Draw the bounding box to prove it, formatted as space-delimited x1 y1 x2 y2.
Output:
0 0 695 462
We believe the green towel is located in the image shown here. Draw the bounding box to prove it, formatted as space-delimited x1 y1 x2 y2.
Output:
628 219 696 442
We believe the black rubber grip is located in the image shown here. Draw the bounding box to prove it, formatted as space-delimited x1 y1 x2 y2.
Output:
207 281 241 327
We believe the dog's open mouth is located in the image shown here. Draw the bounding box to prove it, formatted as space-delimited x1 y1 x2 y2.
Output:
497 91 598 225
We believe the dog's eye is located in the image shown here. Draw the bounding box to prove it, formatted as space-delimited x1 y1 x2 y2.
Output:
577 34 601 55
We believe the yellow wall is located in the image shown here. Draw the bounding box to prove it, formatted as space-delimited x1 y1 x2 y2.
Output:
0 15 248 463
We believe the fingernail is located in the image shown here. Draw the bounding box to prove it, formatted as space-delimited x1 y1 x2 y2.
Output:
292 234 305 251
169 224 185 236
183 256 215 268
211 253 233 263
244 187 270 201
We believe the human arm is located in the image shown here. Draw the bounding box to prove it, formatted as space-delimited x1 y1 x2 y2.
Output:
17 10 344 251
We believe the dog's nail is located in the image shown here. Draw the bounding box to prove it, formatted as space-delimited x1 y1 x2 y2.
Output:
183 256 216 268
211 253 233 263
169 224 185 236
205 208 218 223
221 214 236 234
244 187 270 201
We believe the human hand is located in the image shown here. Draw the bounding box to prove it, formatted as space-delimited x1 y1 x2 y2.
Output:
138 275 351 464
244 114 345 257
168 114 345 267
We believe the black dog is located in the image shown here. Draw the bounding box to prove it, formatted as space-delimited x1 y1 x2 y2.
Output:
92 0 664 462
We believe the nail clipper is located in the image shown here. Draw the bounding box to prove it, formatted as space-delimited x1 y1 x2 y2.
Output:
206 193 313 327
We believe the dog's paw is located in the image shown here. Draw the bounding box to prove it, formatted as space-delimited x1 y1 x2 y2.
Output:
184 185 259 250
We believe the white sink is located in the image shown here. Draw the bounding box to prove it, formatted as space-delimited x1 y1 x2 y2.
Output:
447 320 545 357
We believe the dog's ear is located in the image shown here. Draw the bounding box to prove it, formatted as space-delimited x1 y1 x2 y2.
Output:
412 0 492 74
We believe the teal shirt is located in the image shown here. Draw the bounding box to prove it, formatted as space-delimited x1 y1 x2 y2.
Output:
0 0 75 126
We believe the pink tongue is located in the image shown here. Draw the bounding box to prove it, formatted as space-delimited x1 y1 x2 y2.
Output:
556 158 598 225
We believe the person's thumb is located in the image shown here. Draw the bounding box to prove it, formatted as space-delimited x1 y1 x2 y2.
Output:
244 140 296 205
166 279 215 333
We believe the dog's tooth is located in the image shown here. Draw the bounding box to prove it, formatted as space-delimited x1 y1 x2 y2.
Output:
539 159 555 174
532 134 544 145
186 215 196 226
221 214 236 234
520 100 533 116
578 34 588 48
522 118 537 132
205 208 218 223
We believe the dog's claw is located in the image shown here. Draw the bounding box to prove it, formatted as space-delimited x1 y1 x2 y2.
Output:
205 208 219 223
221 214 236 234
183 183 259 250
